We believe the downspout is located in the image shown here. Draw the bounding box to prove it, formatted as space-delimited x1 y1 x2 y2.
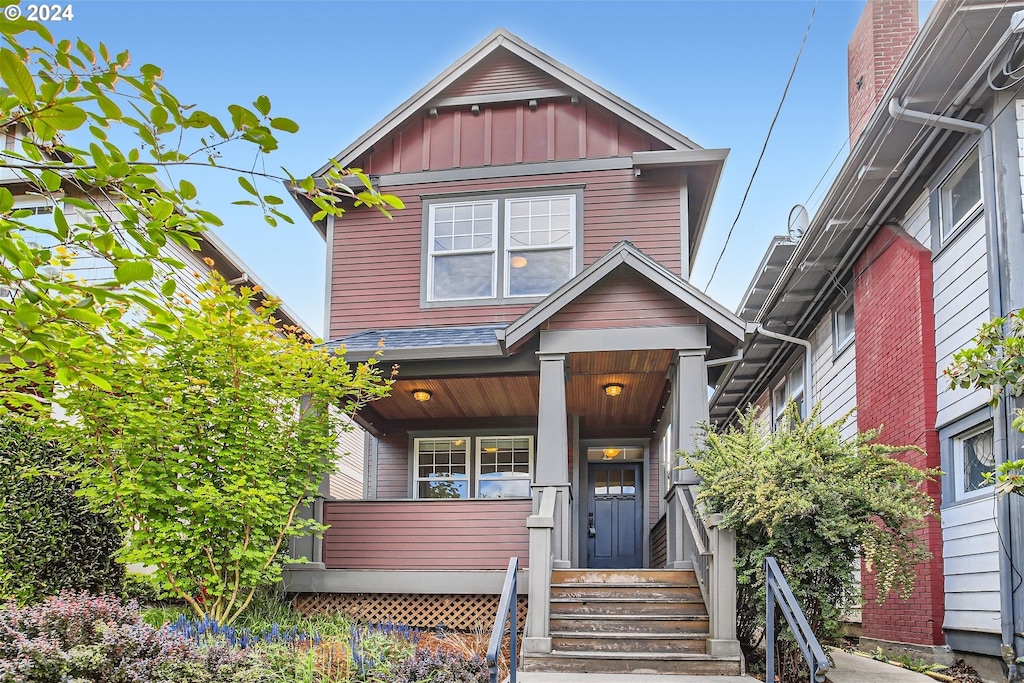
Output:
754 324 813 408
888 98 1021 679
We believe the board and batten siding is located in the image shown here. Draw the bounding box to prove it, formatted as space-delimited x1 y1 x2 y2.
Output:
330 168 682 338
356 101 666 176
942 495 1001 634
322 499 531 570
934 215 990 428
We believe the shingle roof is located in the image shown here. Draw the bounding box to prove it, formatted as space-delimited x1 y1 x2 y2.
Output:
322 324 505 354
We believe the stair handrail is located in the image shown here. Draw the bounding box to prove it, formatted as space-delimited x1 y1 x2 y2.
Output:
765 556 829 683
488 556 519 683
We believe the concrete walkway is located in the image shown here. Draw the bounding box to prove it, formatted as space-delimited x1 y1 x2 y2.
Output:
510 648 938 682
827 648 937 683
513 673 756 682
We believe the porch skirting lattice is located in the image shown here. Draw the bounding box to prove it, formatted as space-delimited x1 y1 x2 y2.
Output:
293 592 528 631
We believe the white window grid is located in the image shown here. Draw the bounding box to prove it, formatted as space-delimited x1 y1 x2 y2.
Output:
414 437 470 499
427 200 498 302
772 361 805 428
503 195 576 298
413 435 533 499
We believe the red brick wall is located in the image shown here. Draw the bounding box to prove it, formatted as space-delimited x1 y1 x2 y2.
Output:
854 225 944 646
848 0 918 146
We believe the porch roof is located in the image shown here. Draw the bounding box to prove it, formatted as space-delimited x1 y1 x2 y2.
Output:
323 324 506 362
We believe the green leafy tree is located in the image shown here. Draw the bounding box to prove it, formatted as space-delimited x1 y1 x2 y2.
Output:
51 273 393 624
0 416 124 604
685 404 937 682
0 11 401 410
947 309 1024 495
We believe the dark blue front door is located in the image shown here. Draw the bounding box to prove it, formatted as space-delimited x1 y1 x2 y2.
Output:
587 462 643 568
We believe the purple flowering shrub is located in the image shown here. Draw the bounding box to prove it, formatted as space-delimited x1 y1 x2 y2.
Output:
376 647 488 683
0 592 268 683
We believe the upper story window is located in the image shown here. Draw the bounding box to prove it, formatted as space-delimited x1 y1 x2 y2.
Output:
772 360 805 429
424 190 579 306
833 297 855 354
939 149 982 244
953 423 995 499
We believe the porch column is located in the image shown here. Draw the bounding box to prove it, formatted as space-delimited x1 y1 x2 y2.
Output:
289 394 328 568
666 349 708 568
534 352 571 569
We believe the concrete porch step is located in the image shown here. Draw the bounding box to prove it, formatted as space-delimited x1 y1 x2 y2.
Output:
521 651 743 676
552 569 697 586
550 613 710 634
551 631 707 653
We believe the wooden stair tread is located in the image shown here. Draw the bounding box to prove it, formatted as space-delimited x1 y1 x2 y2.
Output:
551 596 703 603
551 582 699 589
551 613 708 621
542 651 741 661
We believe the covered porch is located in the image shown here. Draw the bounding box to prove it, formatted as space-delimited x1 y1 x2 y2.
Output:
285 243 744 656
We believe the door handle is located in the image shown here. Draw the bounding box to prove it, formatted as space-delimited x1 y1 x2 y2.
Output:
588 512 596 538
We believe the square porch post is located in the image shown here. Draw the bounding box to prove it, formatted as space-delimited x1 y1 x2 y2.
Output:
534 352 571 569
666 349 708 569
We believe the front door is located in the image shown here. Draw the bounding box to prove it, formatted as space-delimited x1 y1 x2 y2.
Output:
587 462 643 568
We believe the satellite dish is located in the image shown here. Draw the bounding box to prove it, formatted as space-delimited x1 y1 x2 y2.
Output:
788 205 809 242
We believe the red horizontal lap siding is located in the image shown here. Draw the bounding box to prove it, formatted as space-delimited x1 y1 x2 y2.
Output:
329 169 681 338
440 50 563 99
375 431 409 499
544 272 700 330
322 499 532 570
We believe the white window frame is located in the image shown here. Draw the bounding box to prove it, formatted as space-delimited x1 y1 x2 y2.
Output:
833 297 855 355
475 435 534 499
426 200 498 303
939 148 982 244
952 423 995 500
772 360 805 429
413 435 533 499
423 192 579 305
503 195 577 299
413 437 471 499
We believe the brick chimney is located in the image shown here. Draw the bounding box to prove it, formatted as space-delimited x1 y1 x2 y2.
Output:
848 0 918 146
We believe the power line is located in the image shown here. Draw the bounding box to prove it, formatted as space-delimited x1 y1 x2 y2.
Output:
703 1 818 292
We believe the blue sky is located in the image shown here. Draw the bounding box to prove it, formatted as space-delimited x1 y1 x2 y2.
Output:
35 0 928 337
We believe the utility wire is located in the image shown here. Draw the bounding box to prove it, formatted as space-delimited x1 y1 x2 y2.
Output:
704 1 818 292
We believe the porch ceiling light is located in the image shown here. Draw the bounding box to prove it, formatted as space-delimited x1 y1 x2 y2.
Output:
510 255 528 269
603 383 623 397
602 448 621 459
411 389 432 402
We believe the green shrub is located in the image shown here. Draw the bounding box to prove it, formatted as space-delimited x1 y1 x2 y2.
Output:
685 404 938 682
0 418 123 604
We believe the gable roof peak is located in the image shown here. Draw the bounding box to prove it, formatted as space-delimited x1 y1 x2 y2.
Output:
315 29 701 176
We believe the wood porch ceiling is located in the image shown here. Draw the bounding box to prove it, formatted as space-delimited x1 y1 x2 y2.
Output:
372 349 673 429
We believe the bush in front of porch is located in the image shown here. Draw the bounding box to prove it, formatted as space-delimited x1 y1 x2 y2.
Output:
685 403 938 682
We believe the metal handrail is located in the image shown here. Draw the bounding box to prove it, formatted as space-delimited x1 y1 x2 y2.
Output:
487 557 518 683
765 556 830 683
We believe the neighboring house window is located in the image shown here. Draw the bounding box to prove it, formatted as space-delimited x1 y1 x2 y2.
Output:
939 149 982 244
772 360 805 428
953 423 995 499
424 191 579 305
414 435 533 499
833 297 855 354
